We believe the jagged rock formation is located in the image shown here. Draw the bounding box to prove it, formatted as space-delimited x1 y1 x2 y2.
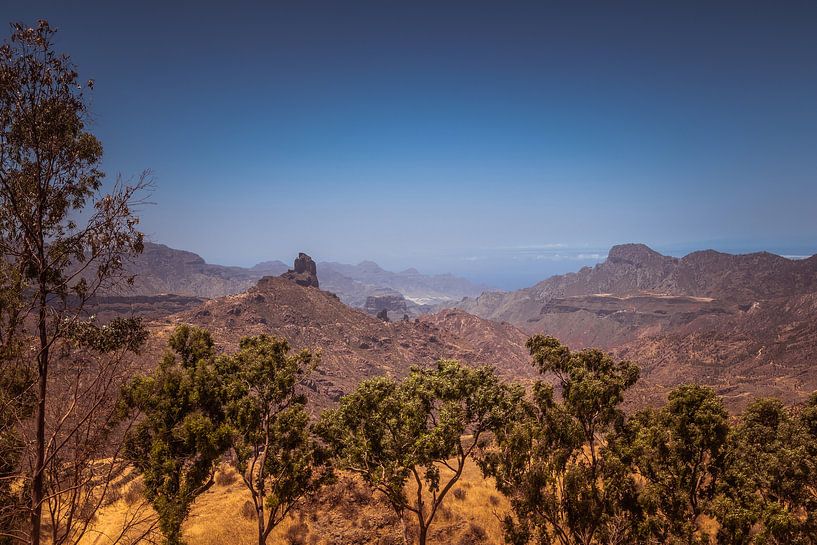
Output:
95 242 483 315
280 252 320 288
145 276 538 409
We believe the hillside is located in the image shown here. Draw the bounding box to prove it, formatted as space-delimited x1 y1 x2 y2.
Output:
452 243 817 408
146 274 537 409
455 244 817 333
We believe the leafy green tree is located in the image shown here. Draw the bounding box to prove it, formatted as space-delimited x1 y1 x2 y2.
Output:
615 384 729 544
318 360 520 545
219 335 332 545
480 335 641 545
0 20 149 545
122 325 232 545
713 398 817 545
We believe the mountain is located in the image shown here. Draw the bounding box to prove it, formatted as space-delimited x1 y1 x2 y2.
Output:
319 260 486 306
112 242 484 318
615 292 817 409
145 273 537 409
119 242 288 298
453 243 817 409
454 244 817 340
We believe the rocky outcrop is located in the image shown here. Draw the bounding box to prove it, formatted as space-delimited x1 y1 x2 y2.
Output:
364 292 408 315
280 252 320 288
149 276 538 410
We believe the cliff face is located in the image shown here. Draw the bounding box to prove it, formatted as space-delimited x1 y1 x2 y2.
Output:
455 244 817 335
451 243 817 409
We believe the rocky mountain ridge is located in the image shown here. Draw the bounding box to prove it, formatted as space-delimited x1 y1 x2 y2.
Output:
145 273 537 409
455 243 817 338
451 243 817 409
113 242 483 318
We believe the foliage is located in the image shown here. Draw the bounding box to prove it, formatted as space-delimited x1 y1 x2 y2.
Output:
0 19 149 545
480 335 641 545
122 325 232 545
712 397 817 544
615 384 729 544
318 360 521 545
219 335 332 545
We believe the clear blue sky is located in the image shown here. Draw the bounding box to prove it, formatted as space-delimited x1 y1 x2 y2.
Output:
4 1 817 288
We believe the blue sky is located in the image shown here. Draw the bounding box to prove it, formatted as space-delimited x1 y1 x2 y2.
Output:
3 1 817 288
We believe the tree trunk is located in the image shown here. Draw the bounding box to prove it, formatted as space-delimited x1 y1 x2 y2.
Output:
417 524 428 545
31 287 48 545
256 501 266 545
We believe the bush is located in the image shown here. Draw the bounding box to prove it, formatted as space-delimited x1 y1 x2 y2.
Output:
458 522 487 544
240 500 255 520
215 467 237 486
285 522 309 545
453 488 466 501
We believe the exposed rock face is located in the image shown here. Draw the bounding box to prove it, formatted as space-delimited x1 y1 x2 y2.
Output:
449 243 817 410
280 252 320 288
105 242 288 298
364 291 408 321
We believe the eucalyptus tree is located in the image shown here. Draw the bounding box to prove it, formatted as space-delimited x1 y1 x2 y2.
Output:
615 384 729 544
318 360 520 545
713 398 817 544
0 20 149 545
480 335 641 545
220 335 332 545
122 325 231 545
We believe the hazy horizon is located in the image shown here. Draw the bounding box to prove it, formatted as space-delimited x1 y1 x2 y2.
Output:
5 0 817 290
171 238 817 291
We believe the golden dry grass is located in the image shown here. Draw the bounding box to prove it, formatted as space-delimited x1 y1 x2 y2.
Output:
80 462 509 545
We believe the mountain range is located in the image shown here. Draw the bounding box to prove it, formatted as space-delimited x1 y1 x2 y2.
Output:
452 243 817 408
97 241 817 411
116 242 485 317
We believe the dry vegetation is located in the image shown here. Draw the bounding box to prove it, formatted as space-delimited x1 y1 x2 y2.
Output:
80 462 508 545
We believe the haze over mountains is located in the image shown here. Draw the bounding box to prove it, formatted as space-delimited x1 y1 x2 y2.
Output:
117 242 485 317
102 240 817 411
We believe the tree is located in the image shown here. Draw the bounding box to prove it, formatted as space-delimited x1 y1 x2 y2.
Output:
0 20 149 545
318 360 520 545
713 398 817 545
480 335 641 545
122 325 232 545
220 335 332 545
616 384 729 544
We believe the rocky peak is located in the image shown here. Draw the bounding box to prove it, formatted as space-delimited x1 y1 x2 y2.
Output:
607 243 672 268
280 252 320 288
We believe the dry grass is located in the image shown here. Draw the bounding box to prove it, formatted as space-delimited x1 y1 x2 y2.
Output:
79 459 509 545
